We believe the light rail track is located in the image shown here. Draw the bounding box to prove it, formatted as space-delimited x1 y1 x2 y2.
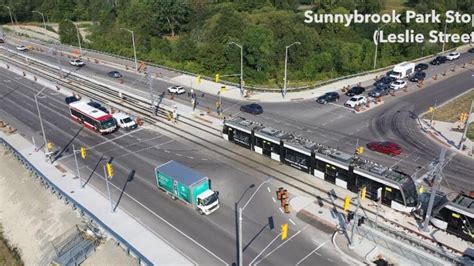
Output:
0 49 469 264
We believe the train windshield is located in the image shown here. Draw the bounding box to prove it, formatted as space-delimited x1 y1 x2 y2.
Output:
401 178 418 207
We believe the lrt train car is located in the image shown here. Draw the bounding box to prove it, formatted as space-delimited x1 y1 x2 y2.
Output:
223 117 418 213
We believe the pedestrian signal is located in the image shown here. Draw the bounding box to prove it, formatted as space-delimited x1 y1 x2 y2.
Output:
281 223 288 240
343 196 351 211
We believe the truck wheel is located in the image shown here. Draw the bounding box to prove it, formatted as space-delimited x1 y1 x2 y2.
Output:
198 209 204 215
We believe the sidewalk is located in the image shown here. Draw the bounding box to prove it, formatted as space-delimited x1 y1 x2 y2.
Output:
420 119 474 158
5 29 473 103
0 131 193 265
290 196 463 266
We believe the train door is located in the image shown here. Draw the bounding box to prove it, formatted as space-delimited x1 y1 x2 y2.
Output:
262 140 272 157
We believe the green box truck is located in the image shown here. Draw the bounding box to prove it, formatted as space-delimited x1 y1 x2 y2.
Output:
155 160 220 215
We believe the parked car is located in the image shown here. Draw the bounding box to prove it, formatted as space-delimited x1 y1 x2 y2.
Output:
367 141 402 156
415 63 428 71
373 76 396 87
390 80 407 90
344 96 367 108
345 86 365 97
87 101 109 113
409 71 426 82
240 103 263 115
468 48 474 53
368 84 390 97
16 45 28 51
446 52 460 61
430 56 447 65
316 92 340 104
70 58 85 67
107 70 123 78
65 96 80 105
167 85 186 94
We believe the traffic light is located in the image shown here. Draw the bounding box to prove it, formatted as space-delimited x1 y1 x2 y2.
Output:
355 146 364 155
428 106 434 113
360 186 367 201
281 223 288 240
347 211 354 222
80 147 86 159
106 163 114 177
47 142 53 152
343 196 351 211
357 217 365 226
197 75 202 84
459 112 467 123
215 74 220 83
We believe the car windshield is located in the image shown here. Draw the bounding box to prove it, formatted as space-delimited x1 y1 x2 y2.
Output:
123 117 133 123
100 118 116 129
201 192 218 206
350 97 358 101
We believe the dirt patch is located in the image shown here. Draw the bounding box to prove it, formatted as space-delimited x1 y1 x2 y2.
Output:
0 227 22 266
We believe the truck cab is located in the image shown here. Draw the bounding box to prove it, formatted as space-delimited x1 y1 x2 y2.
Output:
197 190 220 215
112 113 137 130
389 62 415 79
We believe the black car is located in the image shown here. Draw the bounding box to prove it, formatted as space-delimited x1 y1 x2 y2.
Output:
87 101 109 113
316 92 340 104
468 48 474 53
107 70 123 78
430 56 447 65
415 63 428 71
65 96 79 104
345 86 365 97
368 84 390 98
373 76 396 87
409 71 426 82
240 103 263 115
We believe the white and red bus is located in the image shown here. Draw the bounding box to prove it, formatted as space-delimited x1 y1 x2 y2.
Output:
68 101 116 134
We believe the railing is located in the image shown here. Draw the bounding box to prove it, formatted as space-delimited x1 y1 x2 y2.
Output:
0 137 153 266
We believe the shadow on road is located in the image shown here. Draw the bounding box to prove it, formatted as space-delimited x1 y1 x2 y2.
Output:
82 154 105 188
113 169 135 212
52 126 83 162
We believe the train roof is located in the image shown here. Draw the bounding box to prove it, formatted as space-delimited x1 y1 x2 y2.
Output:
446 194 474 218
69 101 111 121
353 160 411 187
283 134 318 155
254 126 290 143
315 146 354 167
224 117 263 133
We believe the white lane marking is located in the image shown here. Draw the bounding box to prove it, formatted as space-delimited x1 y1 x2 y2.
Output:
295 241 328 265
83 166 227 265
249 233 281 266
267 187 271 193
272 197 276 203
188 156 194 159
88 128 144 149
279 208 284 214
176 154 182 157
115 140 174 159
253 225 308 265
164 150 170 153
289 219 296 226
201 158 208 161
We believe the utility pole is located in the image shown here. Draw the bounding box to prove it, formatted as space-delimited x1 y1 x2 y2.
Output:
1 5 14 28
283 42 300 98
228 42 244 96
349 194 361 248
145 73 154 114
103 163 115 213
32 11 47 31
72 145 82 188
34 86 48 160
373 24 387 69
121 28 138 72
422 149 446 232
430 99 438 129
458 100 474 149
441 19 448 53
68 20 82 57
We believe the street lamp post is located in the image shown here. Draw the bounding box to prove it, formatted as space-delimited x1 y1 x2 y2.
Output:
34 86 49 159
442 19 448 53
1 5 14 27
238 178 272 266
121 28 138 72
228 42 244 96
32 11 46 31
373 24 388 69
68 20 82 57
283 42 300 98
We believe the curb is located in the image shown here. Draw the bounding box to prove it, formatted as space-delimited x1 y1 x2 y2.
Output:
331 231 364 266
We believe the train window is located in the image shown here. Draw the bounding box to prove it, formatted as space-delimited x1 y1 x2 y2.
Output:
271 143 280 155
223 126 229 134
285 149 310 169
234 131 251 146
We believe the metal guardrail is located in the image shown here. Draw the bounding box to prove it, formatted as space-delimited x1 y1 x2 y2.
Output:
7 31 464 93
0 137 153 266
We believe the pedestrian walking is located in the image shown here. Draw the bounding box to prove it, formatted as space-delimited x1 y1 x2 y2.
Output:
172 107 178 123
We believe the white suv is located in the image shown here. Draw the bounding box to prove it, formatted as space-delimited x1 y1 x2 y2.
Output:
390 80 407 90
446 52 460 60
70 59 85 67
16 45 28 51
344 96 367 108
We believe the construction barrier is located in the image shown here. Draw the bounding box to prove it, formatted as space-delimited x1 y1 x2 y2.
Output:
22 71 26 77
34 76 37 82
441 70 447 76
433 74 438 80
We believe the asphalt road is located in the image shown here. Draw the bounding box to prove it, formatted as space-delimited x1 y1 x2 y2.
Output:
0 69 349 265
5 38 473 193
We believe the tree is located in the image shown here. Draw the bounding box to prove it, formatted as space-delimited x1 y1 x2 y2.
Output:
146 0 191 37
58 20 80 45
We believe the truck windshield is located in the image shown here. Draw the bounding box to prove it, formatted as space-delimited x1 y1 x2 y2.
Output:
202 192 218 206
123 117 133 123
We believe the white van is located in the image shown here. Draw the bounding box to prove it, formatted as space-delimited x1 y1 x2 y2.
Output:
112 113 137 130
389 62 415 79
